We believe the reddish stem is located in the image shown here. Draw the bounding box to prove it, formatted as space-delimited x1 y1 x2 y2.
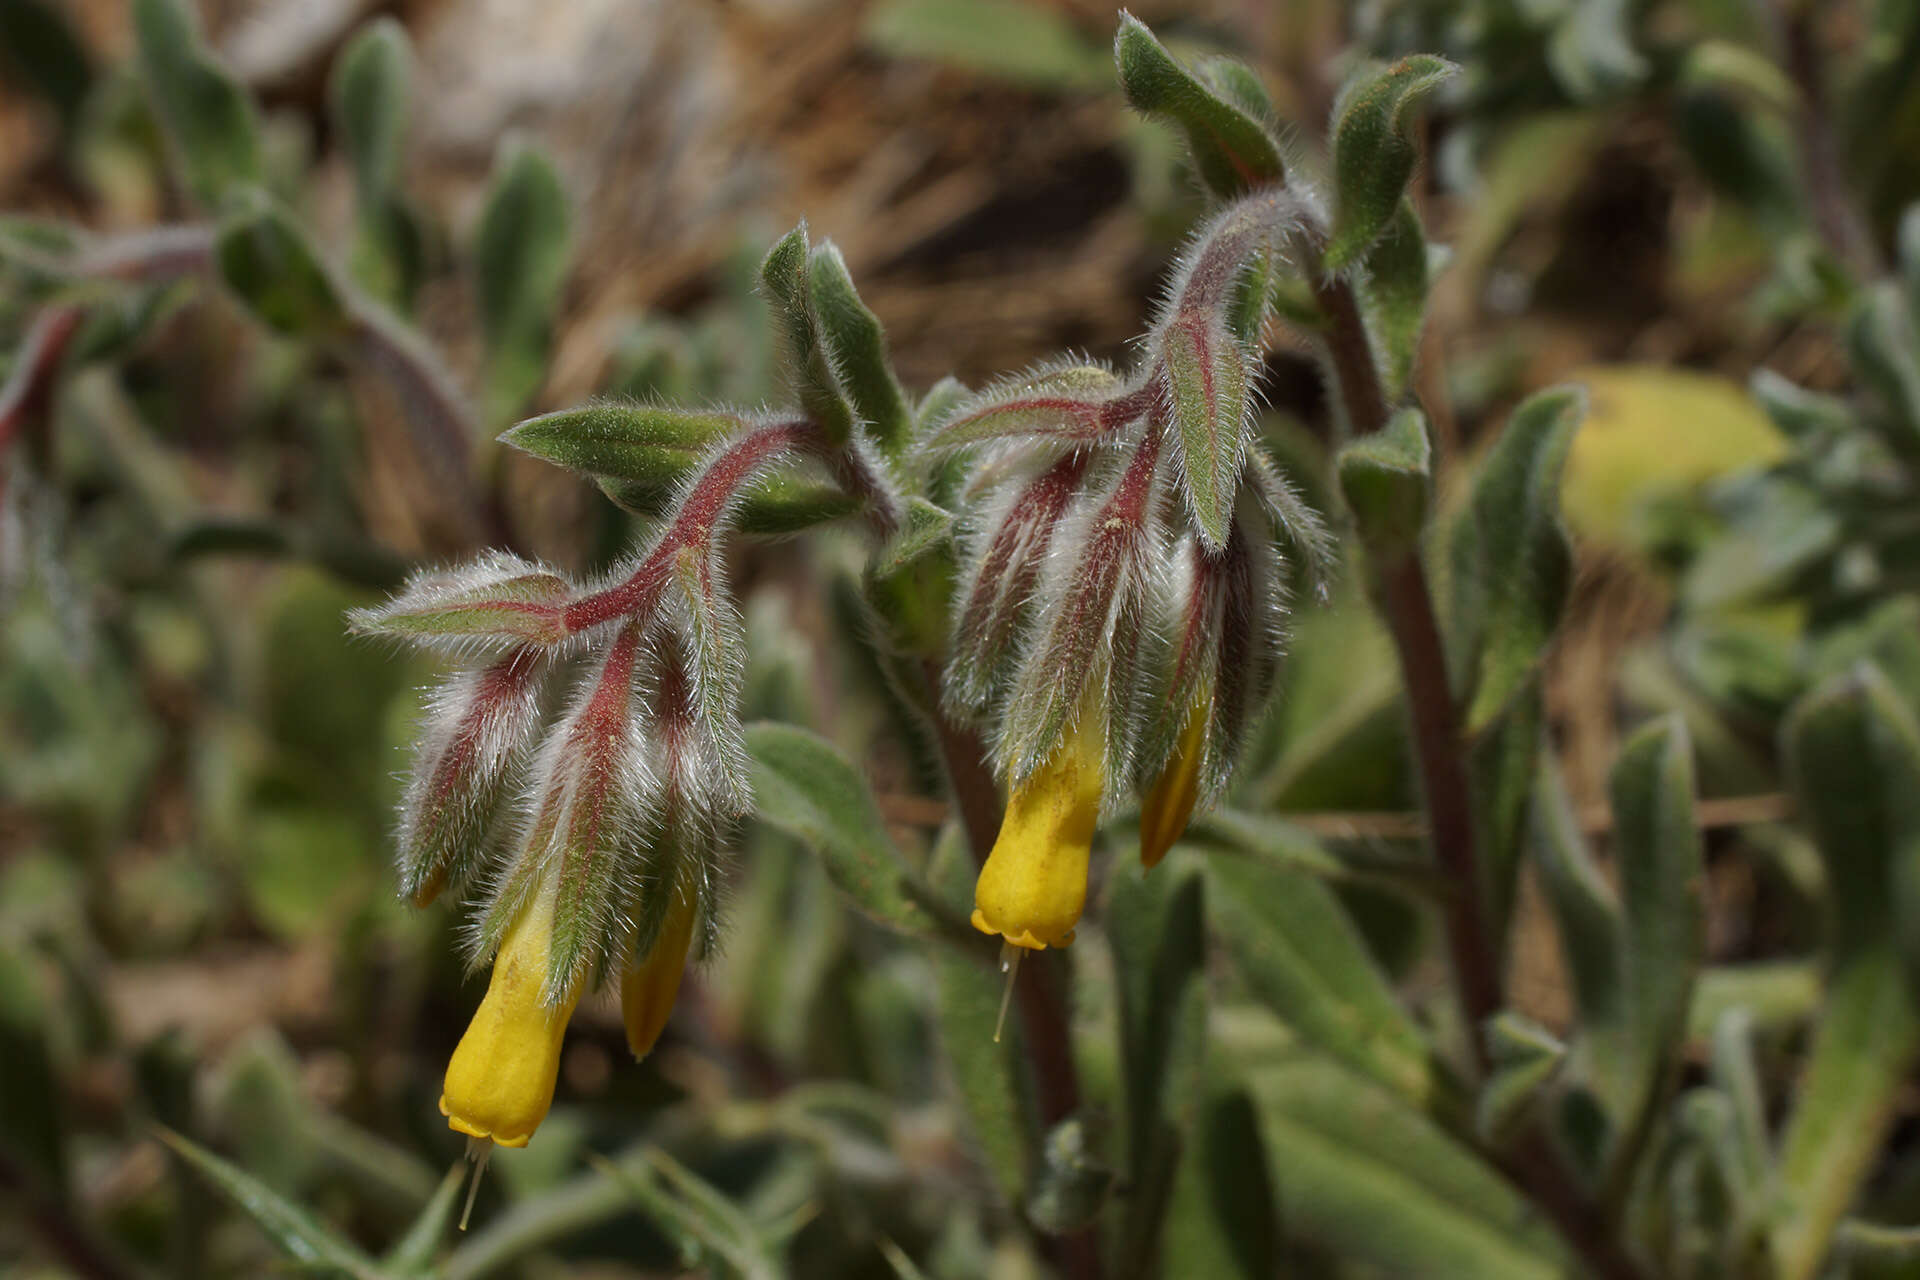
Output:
563 420 813 632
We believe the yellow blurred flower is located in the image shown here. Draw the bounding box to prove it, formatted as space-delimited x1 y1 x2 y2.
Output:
1139 698 1207 869
621 888 697 1060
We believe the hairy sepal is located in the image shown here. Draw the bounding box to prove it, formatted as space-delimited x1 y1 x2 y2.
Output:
945 449 1093 719
395 646 550 907
924 359 1148 452
348 552 572 653
996 429 1166 787
1152 193 1306 550
476 623 656 1002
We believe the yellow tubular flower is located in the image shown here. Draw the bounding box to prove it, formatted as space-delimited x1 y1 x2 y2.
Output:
620 890 697 1061
972 708 1106 950
440 887 584 1148
1139 698 1208 870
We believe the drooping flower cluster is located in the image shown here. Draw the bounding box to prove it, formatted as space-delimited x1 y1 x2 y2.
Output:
929 191 1331 955
350 416 813 1152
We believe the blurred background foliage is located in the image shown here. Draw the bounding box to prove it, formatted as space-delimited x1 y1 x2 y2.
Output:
5 0 1920 1277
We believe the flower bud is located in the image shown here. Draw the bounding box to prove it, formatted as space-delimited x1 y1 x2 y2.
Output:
620 888 697 1060
972 704 1106 950
440 883 584 1148
1139 696 1207 869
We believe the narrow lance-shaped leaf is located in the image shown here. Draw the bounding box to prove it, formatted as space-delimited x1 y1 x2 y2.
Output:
1208 853 1450 1115
1848 284 1920 458
1108 865 1207 1272
1601 715 1702 1188
1451 386 1585 731
474 139 571 425
808 243 911 457
866 496 958 657
331 19 410 206
214 191 351 339
501 403 744 504
156 1128 386 1280
761 225 855 444
1337 405 1429 552
1242 1057 1564 1279
384 1163 465 1276
744 721 937 936
133 0 261 208
1114 15 1284 199
1772 665 1920 1280
1325 55 1456 270
933 945 1028 1205
1359 199 1430 400
1160 1086 1279 1280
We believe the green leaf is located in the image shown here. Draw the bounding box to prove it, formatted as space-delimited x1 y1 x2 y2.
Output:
1749 368 1854 442
1598 715 1702 1181
1337 406 1429 552
593 1150 781 1280
1163 313 1248 549
1358 200 1430 399
330 18 423 308
1452 385 1585 731
760 225 855 444
133 0 261 208
501 402 743 501
1242 1054 1563 1279
383 1164 465 1276
156 1128 387 1280
1468 683 1545 968
1114 15 1284 200
1901 204 1920 321
865 497 957 656
1476 1013 1565 1143
808 242 911 456
1325 55 1456 270
1848 283 1920 456
1530 760 1626 1044
474 139 571 425
1160 1086 1278 1280
865 0 1110 90
330 19 410 206
933 944 1028 1206
1207 853 1452 1116
744 721 936 935
1108 863 1207 1272
214 191 352 339
1773 665 1920 1280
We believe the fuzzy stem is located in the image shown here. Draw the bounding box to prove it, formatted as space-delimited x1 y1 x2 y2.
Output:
564 420 814 631
1311 232 1653 1280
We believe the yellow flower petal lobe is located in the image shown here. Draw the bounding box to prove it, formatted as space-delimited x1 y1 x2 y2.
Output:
1139 698 1208 869
971 708 1106 950
439 888 582 1148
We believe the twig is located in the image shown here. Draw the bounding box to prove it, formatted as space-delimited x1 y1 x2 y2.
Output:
1774 1 1882 278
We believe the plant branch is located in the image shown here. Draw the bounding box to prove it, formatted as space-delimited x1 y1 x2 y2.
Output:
1774 1 1883 279
1312 261 1650 1280
1313 270 1503 1057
